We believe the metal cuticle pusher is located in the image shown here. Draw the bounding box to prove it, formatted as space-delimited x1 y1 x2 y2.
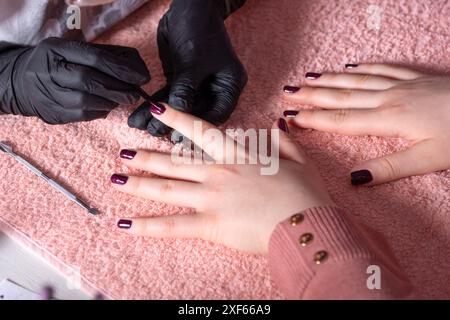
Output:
0 141 99 216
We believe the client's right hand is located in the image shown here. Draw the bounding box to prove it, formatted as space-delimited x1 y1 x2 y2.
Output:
112 103 334 254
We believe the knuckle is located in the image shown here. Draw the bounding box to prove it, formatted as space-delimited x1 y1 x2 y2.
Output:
166 158 183 173
337 89 354 101
302 86 317 98
325 73 338 81
213 165 238 179
356 74 373 85
139 151 153 165
162 217 177 234
165 108 179 125
143 219 153 234
199 216 218 242
300 110 317 125
377 157 399 180
385 85 409 100
194 190 210 212
159 179 174 195
385 102 409 115
332 109 352 126
133 177 145 194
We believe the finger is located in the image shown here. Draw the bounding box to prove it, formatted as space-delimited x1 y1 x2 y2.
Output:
52 88 118 112
200 67 248 125
81 110 110 122
128 101 152 130
156 15 174 83
52 62 140 105
350 140 443 186
149 102 235 161
304 72 399 90
344 63 424 80
283 86 385 109
117 214 207 239
128 86 171 131
119 150 209 182
272 119 307 164
168 73 201 113
111 174 204 209
147 117 172 137
44 37 150 85
288 108 398 137
48 108 109 124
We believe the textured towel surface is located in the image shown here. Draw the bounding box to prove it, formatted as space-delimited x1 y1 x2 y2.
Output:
0 0 449 299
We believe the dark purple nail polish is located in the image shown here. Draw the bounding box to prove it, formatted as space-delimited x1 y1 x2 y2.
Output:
351 170 373 185
149 102 166 115
345 64 359 69
305 72 322 80
283 86 301 94
120 149 137 160
117 219 132 229
278 118 289 133
111 174 128 185
283 110 299 118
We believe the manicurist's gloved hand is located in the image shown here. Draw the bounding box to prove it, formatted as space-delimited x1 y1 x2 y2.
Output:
0 38 150 124
128 0 248 137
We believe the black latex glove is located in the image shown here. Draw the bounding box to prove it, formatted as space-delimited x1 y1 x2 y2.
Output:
128 0 247 138
0 37 150 124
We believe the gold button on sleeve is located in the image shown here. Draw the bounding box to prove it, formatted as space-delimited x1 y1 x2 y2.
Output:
299 233 314 246
289 213 304 226
313 251 328 264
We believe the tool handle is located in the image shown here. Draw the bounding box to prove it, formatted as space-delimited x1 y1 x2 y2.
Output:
14 155 43 177
43 174 77 201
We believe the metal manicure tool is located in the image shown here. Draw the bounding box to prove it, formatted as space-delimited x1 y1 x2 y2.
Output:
0 141 99 216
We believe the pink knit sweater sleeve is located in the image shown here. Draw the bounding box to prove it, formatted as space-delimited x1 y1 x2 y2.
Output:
268 206 417 299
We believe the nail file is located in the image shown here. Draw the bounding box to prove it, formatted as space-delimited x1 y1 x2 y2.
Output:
0 141 99 216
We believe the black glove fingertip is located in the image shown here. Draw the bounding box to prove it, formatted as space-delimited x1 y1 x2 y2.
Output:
146 118 172 137
128 101 152 130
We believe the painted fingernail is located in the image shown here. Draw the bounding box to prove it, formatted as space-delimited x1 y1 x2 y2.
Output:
117 219 132 229
149 102 166 115
305 72 322 80
120 149 136 160
283 110 299 118
351 170 373 185
278 118 289 133
111 174 128 185
283 86 301 93
345 64 359 69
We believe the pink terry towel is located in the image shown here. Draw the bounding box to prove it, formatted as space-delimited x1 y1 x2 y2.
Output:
0 0 449 299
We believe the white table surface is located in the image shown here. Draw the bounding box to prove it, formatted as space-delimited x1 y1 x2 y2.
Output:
0 231 90 300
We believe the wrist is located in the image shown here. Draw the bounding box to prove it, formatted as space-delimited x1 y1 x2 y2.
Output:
261 200 336 255
268 206 373 298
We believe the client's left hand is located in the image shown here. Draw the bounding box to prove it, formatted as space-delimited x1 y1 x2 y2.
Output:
112 103 333 254
283 64 450 186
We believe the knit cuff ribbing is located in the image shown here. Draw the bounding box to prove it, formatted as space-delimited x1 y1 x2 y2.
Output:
268 206 373 298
